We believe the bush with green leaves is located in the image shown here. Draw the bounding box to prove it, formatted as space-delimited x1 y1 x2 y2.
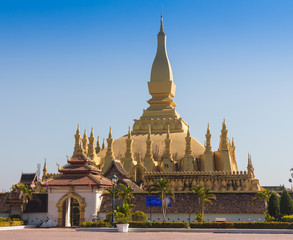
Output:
115 212 130 224
131 211 148 222
106 211 113 223
268 192 280 220
281 215 293 222
116 203 131 215
196 213 204 222
0 220 24 227
190 222 293 229
129 221 188 228
81 221 110 227
280 190 293 216
0 217 9 222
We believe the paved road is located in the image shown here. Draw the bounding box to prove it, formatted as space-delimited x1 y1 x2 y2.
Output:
1 228 293 240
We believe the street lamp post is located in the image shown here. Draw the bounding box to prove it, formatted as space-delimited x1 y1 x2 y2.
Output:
111 174 118 227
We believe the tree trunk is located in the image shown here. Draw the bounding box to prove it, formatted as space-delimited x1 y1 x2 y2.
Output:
162 194 167 222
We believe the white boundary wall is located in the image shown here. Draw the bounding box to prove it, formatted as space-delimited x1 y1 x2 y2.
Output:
147 213 265 223
98 212 265 223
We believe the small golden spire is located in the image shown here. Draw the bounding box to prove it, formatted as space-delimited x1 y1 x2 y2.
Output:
42 158 47 180
184 126 192 156
160 8 164 32
82 129 88 155
123 126 134 172
205 123 212 154
43 158 47 171
73 124 83 156
102 138 105 150
207 123 210 134
128 126 131 139
248 153 252 166
219 119 228 151
222 118 226 130
164 125 172 159
166 125 170 139
103 125 115 171
90 127 94 137
88 127 96 159
83 129 87 139
96 136 101 154
148 124 152 140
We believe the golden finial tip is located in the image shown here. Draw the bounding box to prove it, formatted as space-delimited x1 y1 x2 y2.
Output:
160 8 164 32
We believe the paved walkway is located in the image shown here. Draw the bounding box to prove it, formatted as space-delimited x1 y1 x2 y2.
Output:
0 228 293 240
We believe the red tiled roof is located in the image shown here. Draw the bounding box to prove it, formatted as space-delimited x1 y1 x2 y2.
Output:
121 179 142 192
104 160 131 179
68 155 94 165
59 165 100 175
44 174 112 187
42 153 110 188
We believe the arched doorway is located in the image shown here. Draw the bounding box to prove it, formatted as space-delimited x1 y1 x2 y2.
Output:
56 189 86 227
61 197 80 227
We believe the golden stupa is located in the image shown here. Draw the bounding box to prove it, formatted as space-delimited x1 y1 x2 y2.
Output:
68 13 261 192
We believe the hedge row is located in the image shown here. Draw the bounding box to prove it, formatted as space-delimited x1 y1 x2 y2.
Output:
0 221 24 227
282 215 293 222
81 221 188 228
81 221 110 228
129 221 189 228
190 222 293 229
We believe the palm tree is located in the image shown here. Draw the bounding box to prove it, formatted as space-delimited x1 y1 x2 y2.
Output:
192 185 216 222
148 178 174 222
12 183 33 202
11 183 33 219
120 184 135 205
101 186 121 202
252 189 272 209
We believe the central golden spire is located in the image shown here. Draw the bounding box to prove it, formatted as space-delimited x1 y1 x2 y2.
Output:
133 12 188 133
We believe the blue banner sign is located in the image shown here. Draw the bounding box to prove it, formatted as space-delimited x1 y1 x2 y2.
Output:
146 196 171 207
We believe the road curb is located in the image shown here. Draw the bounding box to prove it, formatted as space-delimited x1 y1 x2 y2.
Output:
0 225 37 231
76 227 293 234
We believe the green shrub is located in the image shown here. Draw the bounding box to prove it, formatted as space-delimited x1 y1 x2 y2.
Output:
281 215 293 222
0 217 9 222
190 222 234 228
0 221 24 227
280 190 293 216
9 221 24 226
128 221 188 228
268 192 280 220
264 211 273 222
105 212 113 223
195 213 204 222
131 211 148 222
190 222 293 229
115 212 130 224
10 215 21 220
0 222 11 227
116 203 131 215
80 221 110 228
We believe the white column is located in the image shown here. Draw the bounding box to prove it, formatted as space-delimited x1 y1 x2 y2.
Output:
65 198 71 227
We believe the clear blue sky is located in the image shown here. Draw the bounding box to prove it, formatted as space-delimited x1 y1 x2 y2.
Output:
1 0 293 191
